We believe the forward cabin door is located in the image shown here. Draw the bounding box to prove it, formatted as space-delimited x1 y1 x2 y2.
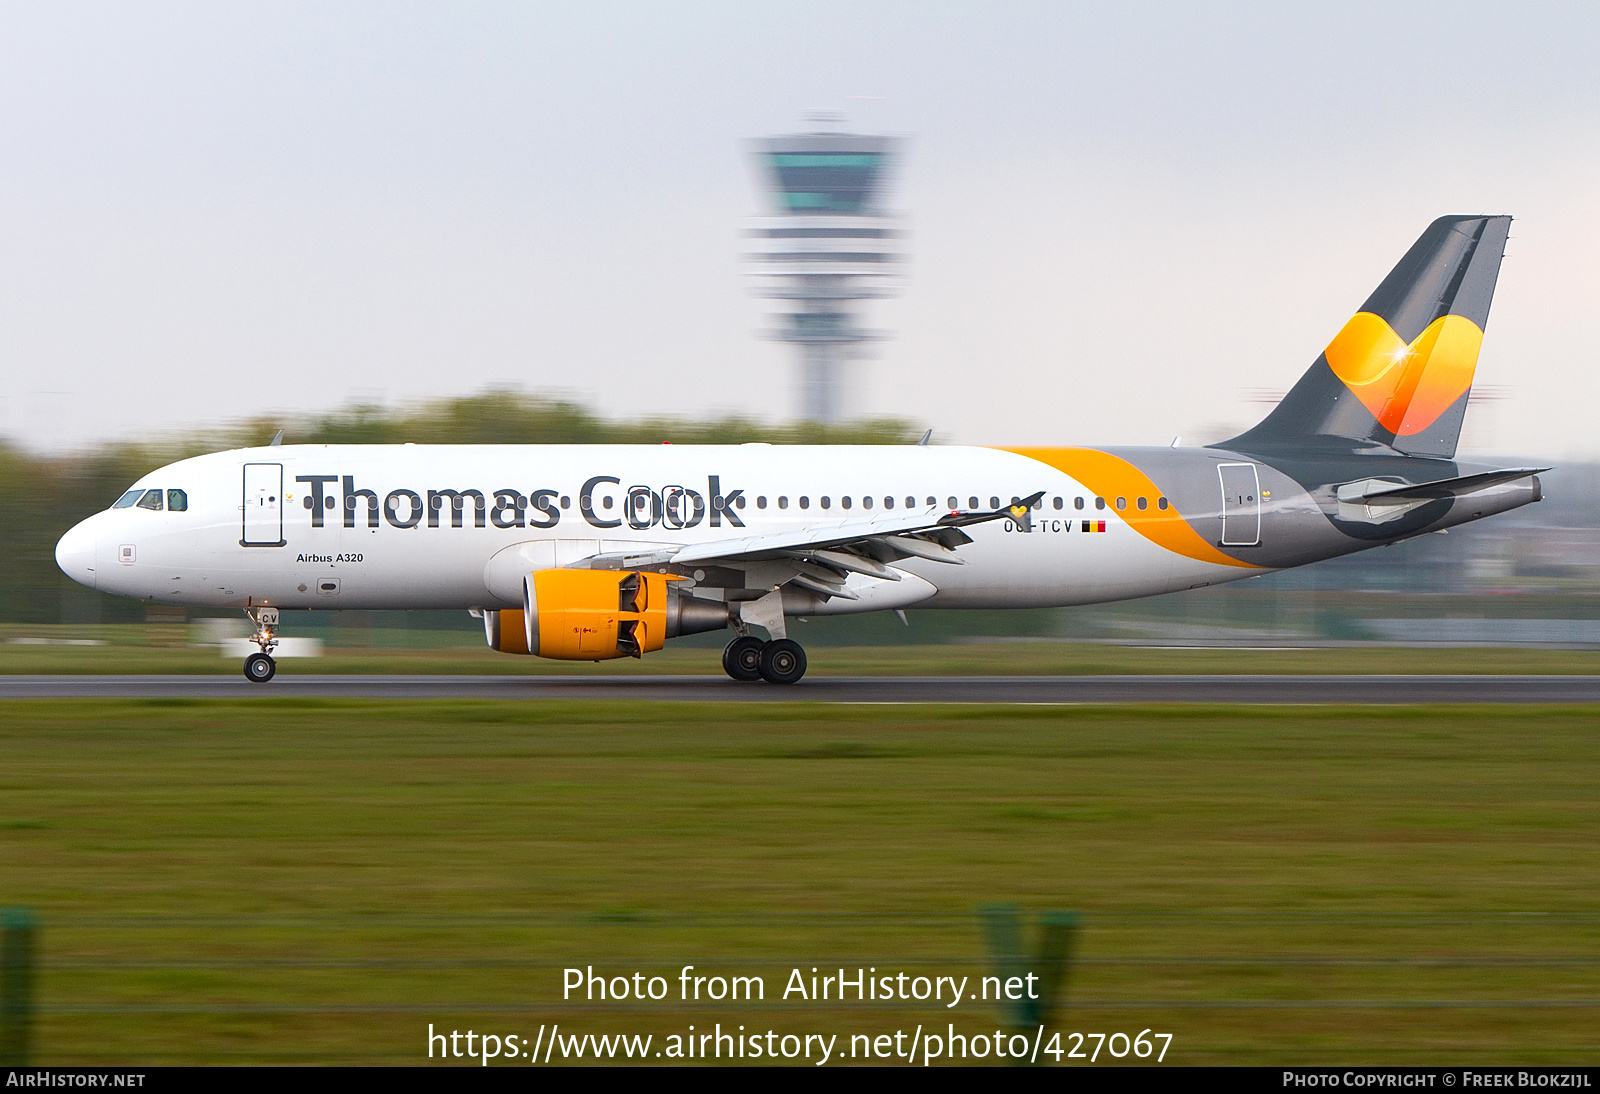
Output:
242 463 286 547
1218 463 1261 546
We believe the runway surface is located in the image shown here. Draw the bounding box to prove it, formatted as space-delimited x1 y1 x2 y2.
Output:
3 674 1600 703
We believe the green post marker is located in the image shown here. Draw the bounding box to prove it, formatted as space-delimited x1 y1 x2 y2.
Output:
979 904 1081 1063
1 907 36 1067
1025 910 1080 1029
978 903 1028 1026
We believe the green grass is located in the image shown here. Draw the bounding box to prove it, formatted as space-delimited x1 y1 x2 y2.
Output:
2 700 1597 1065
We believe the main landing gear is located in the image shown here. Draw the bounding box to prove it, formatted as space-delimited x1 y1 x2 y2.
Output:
721 635 808 685
242 606 280 684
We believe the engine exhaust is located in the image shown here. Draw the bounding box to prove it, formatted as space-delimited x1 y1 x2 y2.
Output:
666 589 730 638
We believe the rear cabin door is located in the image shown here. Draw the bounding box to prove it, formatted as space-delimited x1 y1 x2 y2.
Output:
1218 463 1261 546
242 463 286 547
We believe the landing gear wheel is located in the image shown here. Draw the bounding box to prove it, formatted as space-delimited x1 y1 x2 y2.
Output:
243 652 277 683
722 636 765 682
757 639 807 685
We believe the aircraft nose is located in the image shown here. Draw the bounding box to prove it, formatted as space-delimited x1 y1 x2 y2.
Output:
55 520 99 590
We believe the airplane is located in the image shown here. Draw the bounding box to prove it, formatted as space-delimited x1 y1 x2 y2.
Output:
54 214 1544 685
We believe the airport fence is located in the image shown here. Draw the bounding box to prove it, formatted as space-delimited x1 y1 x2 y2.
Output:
4 907 1598 1065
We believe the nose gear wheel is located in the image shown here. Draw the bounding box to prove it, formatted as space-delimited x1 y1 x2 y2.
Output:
243 652 277 683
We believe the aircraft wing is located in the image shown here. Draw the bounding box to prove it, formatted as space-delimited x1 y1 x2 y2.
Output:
580 492 1043 601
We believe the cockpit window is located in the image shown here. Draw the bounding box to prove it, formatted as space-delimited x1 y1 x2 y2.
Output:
135 489 164 511
111 489 144 509
167 489 188 512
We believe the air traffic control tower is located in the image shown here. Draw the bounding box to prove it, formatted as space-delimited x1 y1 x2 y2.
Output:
746 123 904 424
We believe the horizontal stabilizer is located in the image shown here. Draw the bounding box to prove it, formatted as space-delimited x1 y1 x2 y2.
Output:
1336 467 1548 503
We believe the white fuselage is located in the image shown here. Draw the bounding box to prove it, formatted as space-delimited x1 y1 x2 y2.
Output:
54 444 1260 615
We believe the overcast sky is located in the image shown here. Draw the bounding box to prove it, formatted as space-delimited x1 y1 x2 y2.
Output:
2 1 1598 458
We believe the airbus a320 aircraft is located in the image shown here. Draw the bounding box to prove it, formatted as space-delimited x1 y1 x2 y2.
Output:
55 215 1543 684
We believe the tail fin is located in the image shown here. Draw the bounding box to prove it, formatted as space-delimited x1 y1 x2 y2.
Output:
1225 214 1511 458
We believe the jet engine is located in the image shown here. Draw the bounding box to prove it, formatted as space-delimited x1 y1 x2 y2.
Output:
482 570 728 660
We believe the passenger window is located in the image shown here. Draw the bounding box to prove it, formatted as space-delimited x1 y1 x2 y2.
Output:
136 489 163 511
947 496 957 509
112 489 143 509
967 496 978 509
799 496 810 509
778 496 789 509
560 496 571 509
884 496 894 509
1075 497 1085 511
1052 497 1063 510
1158 497 1169 510
990 496 1000 509
840 496 851 509
925 496 935 507
821 496 831 509
1095 497 1105 510
862 496 872 509
757 496 767 509
167 489 188 512
1137 497 1147 510
1116 497 1126 510
736 496 746 509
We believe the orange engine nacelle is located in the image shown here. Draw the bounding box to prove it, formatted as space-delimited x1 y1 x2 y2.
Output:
484 570 729 659
526 569 671 660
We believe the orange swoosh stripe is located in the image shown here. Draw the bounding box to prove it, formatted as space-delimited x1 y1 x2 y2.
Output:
1324 312 1483 436
1003 447 1260 569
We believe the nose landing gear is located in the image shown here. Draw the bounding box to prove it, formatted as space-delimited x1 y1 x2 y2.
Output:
721 635 807 684
242 606 280 684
